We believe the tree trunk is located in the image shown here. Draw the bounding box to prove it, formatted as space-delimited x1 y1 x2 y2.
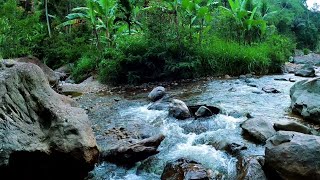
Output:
45 0 52 38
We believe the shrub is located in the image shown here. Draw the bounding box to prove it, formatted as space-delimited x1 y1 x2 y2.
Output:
71 54 98 83
303 48 310 55
0 0 44 58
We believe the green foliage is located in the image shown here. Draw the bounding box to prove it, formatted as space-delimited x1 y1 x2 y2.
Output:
72 53 99 83
303 48 310 55
0 0 44 58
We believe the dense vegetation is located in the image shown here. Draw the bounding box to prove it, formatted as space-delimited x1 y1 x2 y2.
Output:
1 0 320 84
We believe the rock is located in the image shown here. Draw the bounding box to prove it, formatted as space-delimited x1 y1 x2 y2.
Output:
169 99 191 120
195 106 213 118
148 95 170 111
225 75 231 79
12 56 59 87
293 53 320 65
294 64 315 77
274 120 311 134
161 158 210 180
237 156 267 180
262 87 280 93
245 78 254 83
283 62 303 73
0 61 99 179
226 142 247 155
188 105 220 117
241 118 276 143
289 78 296 82
228 87 237 92
148 86 166 102
274 78 288 81
265 131 320 179
100 134 165 167
290 79 320 123
247 83 257 87
252 90 263 94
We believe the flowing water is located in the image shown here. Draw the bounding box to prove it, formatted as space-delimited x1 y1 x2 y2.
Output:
76 73 313 180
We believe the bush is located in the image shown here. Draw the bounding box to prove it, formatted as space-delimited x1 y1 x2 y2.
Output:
303 48 310 55
71 54 99 83
0 0 44 58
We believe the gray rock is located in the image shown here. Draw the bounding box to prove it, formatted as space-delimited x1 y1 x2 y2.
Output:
101 134 165 167
290 78 320 123
195 106 213 117
148 86 166 102
262 87 280 93
237 156 267 180
161 158 210 180
241 118 276 143
295 64 315 77
13 56 59 87
0 62 99 179
274 120 311 134
169 99 191 120
265 131 320 179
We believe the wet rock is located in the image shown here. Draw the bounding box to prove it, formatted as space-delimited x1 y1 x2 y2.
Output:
294 64 315 77
195 106 213 118
161 158 210 180
148 86 166 102
274 120 311 134
247 83 257 87
290 79 320 123
13 56 59 87
237 156 267 180
228 87 237 92
283 62 303 73
241 118 276 143
262 87 280 93
148 95 170 111
226 142 247 155
100 134 165 167
169 99 191 120
188 105 220 117
0 62 99 179
245 78 254 83
265 131 320 179
274 78 288 81
252 90 263 94
289 78 296 82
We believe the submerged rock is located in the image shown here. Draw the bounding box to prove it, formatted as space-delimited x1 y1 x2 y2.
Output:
195 106 213 118
295 64 316 77
169 99 191 120
290 78 320 123
148 86 166 102
161 158 210 180
265 131 320 179
241 118 276 143
0 62 99 179
100 134 165 167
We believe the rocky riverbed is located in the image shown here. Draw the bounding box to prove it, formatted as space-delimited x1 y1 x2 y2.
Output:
69 68 320 179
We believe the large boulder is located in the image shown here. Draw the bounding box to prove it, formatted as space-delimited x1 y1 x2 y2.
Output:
265 131 320 179
274 120 311 134
294 64 316 77
11 56 59 87
237 156 267 180
290 78 320 123
0 61 99 179
148 86 166 102
161 158 210 180
169 99 191 120
240 118 276 143
100 134 165 167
